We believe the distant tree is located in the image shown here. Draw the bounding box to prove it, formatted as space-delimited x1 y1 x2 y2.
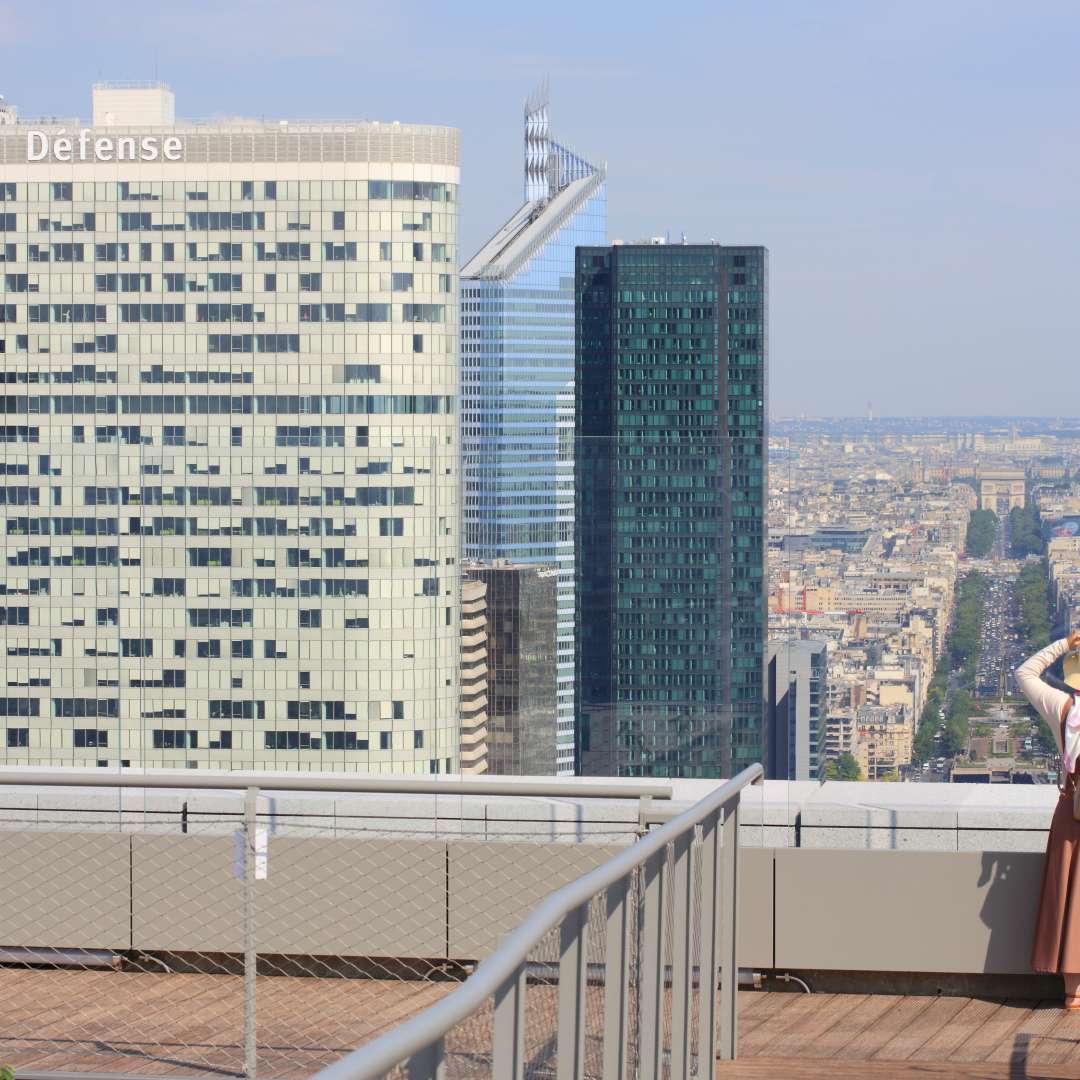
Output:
965 509 997 557
825 753 863 781
1009 504 1045 558
1016 560 1052 652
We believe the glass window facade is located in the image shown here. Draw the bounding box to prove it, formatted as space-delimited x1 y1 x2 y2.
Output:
461 92 606 774
0 89 461 771
575 244 767 778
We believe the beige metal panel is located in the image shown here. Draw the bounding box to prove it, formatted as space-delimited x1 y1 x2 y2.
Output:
738 848 774 968
253 837 447 957
132 836 244 952
0 831 131 949
774 849 1043 974
132 835 447 957
449 842 625 960
447 841 774 966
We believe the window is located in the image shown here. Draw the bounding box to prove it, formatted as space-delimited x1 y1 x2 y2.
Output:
332 211 345 230
73 728 108 748
209 730 233 750
57 699 118 718
325 731 366 750
121 638 152 657
152 729 197 749
264 274 276 292
6 728 28 748
264 731 319 750
299 671 311 689
379 518 404 537
0 698 38 716
299 609 321 629
197 640 221 659
188 547 231 567
413 730 423 749
209 700 265 719
392 700 405 720
322 241 357 261
379 731 391 751
231 640 253 659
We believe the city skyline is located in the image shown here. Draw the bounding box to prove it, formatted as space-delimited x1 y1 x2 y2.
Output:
2 2 1077 418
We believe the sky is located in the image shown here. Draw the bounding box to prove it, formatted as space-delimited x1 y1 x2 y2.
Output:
1 0 1078 417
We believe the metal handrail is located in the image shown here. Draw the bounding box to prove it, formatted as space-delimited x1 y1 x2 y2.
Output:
314 762 764 1080
0 768 673 801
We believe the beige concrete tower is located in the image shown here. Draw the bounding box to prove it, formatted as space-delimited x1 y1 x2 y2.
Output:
0 85 461 772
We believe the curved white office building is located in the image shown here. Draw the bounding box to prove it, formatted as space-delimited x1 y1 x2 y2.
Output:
0 84 461 772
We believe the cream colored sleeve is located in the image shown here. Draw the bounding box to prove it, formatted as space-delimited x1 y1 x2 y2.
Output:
1015 637 1071 750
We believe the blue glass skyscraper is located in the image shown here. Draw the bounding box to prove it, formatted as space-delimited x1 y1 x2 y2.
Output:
461 89 606 774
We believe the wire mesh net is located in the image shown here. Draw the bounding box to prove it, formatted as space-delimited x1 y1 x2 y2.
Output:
0 782 665 1079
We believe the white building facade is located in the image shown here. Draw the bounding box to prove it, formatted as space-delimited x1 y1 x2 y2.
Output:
0 85 461 771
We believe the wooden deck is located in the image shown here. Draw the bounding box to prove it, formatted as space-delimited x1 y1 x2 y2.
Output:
3 969 1080 1077
720 990 1080 1078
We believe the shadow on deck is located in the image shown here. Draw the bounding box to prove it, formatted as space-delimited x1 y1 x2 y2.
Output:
717 990 1080 1079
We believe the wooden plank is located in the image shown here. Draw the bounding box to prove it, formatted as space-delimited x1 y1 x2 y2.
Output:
795 993 899 1059
715 1057 1080 1079
907 997 1003 1061
947 998 1037 1062
737 992 832 1056
760 993 870 1059
871 993 970 1061
982 999 1059 1064
736 988 781 1028
738 989 818 1037
1026 1005 1080 1065
831 995 937 1060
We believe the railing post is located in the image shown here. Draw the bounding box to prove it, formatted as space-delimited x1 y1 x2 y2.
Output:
244 784 259 1080
602 876 631 1078
697 808 722 1069
669 829 694 1080
557 901 589 1080
638 847 666 1080
407 1038 445 1080
493 964 526 1080
718 796 741 1060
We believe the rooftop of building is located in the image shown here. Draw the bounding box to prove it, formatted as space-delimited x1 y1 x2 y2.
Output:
461 87 603 282
0 82 456 137
0 771 1073 1079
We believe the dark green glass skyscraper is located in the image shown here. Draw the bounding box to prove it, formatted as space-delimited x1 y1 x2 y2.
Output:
575 243 767 778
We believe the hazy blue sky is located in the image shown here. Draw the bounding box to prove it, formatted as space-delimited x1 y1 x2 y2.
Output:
2 0 1077 417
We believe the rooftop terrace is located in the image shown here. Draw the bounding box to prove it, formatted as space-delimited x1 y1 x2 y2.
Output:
0 769 1073 1078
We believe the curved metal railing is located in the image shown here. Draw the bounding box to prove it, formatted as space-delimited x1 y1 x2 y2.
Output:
314 763 764 1080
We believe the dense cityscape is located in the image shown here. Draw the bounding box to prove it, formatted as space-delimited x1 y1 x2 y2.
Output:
769 417 1080 785
0 83 1072 787
4 7 1080 1077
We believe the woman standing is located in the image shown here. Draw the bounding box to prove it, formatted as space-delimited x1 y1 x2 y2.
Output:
1016 630 1080 1007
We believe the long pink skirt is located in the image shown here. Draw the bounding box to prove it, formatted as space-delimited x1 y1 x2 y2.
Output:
1032 788 1080 973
